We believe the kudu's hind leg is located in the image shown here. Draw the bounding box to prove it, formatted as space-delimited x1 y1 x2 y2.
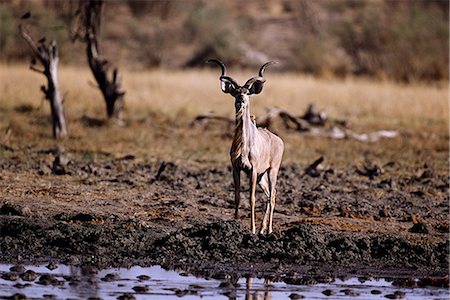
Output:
259 171 271 234
268 168 279 234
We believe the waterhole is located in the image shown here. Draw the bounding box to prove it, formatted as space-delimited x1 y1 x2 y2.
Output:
0 264 448 299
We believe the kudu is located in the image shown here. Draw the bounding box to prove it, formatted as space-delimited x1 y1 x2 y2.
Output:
208 59 284 234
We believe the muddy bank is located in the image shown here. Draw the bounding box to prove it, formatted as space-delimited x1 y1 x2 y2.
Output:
153 220 448 274
0 215 448 278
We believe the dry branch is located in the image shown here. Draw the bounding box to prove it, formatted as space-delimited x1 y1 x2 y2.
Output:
190 112 234 127
257 107 311 131
193 103 398 143
303 156 324 177
19 23 67 139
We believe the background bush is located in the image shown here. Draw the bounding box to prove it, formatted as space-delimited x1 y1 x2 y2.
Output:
0 0 448 82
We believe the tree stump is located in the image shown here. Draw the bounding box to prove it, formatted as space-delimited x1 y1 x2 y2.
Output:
19 23 68 139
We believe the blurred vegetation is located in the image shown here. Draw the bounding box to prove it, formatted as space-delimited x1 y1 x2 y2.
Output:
331 0 449 82
0 0 448 82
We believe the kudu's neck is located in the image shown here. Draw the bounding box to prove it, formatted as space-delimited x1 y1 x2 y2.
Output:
231 102 256 164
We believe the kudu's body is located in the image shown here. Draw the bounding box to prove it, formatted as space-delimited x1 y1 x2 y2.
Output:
208 59 284 234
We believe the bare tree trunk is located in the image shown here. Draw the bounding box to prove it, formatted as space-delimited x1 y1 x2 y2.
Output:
84 0 125 121
19 25 68 139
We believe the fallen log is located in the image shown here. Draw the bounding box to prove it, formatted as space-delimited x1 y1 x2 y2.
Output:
192 104 399 143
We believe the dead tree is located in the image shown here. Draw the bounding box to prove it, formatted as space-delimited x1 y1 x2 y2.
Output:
19 23 68 139
71 0 125 122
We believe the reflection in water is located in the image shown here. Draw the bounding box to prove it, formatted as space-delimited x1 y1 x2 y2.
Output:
70 265 100 299
0 264 448 300
245 277 272 300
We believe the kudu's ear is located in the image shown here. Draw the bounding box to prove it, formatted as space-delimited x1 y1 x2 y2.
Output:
245 61 277 95
244 77 265 95
206 59 239 95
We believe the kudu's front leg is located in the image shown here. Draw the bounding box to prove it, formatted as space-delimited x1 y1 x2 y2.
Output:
249 169 257 234
233 168 241 219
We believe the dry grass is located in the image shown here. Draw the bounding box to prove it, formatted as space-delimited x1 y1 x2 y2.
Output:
0 64 448 171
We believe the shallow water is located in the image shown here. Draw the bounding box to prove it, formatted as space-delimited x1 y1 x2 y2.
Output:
0 264 448 300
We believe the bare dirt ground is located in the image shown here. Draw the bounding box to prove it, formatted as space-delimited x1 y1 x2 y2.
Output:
0 67 448 285
0 131 448 281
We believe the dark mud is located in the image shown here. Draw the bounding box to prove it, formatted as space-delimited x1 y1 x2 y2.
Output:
0 216 448 278
0 149 449 279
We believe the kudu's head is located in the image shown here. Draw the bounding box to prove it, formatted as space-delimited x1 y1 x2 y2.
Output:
207 59 276 113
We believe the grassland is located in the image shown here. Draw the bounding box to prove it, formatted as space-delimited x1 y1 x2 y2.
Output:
0 64 448 171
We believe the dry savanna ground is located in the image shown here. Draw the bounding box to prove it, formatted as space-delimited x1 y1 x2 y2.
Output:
1 64 448 167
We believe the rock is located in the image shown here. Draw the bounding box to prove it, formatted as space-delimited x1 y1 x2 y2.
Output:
4 293 28 300
117 294 136 300
385 291 406 299
0 202 31 217
371 290 382 295
1 273 19 281
137 274 150 281
38 274 58 285
174 289 189 297
189 284 205 289
10 264 26 273
13 283 31 289
358 276 371 283
218 281 233 288
20 270 37 281
289 293 305 299
101 273 120 282
408 222 429 234
46 262 58 270
132 285 149 293
322 289 336 296
71 213 95 222
341 289 360 296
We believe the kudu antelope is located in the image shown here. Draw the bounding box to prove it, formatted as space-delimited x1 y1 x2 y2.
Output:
208 59 284 235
